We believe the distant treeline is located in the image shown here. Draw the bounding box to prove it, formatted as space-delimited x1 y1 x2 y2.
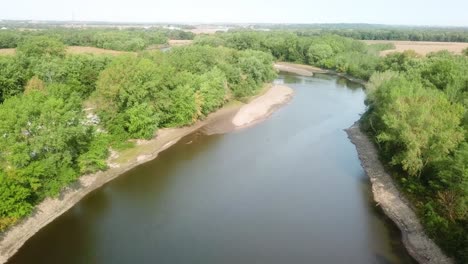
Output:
240 24 468 42
0 28 195 51
297 29 468 42
195 31 468 263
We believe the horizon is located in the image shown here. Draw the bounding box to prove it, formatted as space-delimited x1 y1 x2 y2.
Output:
2 19 468 29
1 0 468 27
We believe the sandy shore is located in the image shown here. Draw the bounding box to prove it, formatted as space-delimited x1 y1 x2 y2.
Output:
346 123 452 264
0 84 293 264
232 85 294 128
274 62 328 76
274 62 366 85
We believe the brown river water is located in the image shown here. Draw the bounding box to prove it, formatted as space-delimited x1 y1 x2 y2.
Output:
8 73 415 264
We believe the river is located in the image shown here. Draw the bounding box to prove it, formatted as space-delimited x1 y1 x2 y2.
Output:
8 73 415 264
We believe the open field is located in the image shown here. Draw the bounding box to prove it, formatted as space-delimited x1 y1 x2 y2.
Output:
364 40 468 56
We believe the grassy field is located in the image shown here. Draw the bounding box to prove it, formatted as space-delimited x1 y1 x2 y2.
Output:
365 40 468 56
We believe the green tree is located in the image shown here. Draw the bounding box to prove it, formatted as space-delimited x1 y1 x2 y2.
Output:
16 36 66 59
370 75 464 177
0 56 27 102
307 43 334 65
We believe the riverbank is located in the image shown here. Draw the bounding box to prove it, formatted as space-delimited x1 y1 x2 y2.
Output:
274 62 328 76
274 62 366 85
0 84 294 264
346 123 452 264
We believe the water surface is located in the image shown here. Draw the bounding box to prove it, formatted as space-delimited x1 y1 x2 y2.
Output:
9 73 415 264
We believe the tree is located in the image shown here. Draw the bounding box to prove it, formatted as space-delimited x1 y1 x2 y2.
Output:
307 43 334 65
371 75 464 177
16 36 66 59
198 68 228 115
0 55 27 102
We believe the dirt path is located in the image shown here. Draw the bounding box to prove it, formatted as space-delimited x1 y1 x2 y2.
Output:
346 123 453 264
0 84 293 264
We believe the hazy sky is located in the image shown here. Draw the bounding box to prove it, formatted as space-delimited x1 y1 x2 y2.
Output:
1 0 467 26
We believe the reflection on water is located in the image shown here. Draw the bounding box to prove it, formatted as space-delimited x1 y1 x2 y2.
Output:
9 74 415 264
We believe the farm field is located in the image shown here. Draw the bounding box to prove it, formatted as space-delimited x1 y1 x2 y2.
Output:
364 40 468 56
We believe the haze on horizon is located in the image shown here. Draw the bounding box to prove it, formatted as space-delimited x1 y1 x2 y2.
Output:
1 0 468 27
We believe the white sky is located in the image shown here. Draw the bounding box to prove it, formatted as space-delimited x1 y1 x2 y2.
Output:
1 0 467 26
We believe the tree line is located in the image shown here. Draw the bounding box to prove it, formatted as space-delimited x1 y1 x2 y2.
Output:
0 36 275 232
297 28 468 42
194 31 468 262
247 24 468 42
0 28 195 51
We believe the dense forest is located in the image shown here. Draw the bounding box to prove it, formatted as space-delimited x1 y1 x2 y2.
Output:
0 28 195 51
0 35 276 232
194 31 468 262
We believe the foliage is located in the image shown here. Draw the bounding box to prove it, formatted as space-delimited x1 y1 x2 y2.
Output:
16 36 66 59
0 28 194 51
195 32 379 80
367 74 464 176
364 61 468 261
197 68 228 115
0 55 27 102
93 46 276 139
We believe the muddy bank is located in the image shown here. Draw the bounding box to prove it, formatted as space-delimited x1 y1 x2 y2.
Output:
0 84 293 264
346 123 452 264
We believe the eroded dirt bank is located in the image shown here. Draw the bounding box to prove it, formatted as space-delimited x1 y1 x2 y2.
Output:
0 84 294 264
346 123 452 264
